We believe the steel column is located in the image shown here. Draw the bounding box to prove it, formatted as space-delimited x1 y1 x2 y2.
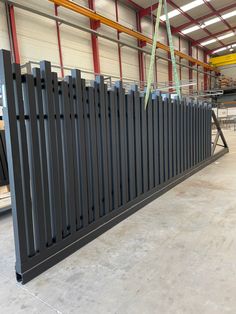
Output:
88 0 100 74
6 4 20 63
115 0 122 79
178 37 182 85
188 42 193 93
136 12 145 84
197 47 199 90
204 52 208 90
54 4 64 78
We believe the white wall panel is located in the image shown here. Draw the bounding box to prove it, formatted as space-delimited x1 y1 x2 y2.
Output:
96 0 116 19
192 47 197 59
219 64 236 80
96 1 120 76
0 3 10 50
141 18 153 38
59 25 93 73
99 38 119 76
180 38 188 55
172 35 179 50
159 26 167 45
198 49 204 62
118 2 136 30
157 59 168 83
14 4 59 68
121 46 139 81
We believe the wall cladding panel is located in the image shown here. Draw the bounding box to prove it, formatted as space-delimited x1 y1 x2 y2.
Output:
0 3 10 50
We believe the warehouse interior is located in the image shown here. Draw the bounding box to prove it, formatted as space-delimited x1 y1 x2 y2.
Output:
0 0 236 313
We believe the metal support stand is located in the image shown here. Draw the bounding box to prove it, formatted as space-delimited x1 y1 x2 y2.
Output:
211 109 229 155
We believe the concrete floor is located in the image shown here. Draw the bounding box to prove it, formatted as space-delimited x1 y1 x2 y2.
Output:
0 129 236 314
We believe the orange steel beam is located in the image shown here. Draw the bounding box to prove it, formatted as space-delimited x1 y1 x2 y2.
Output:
49 0 218 72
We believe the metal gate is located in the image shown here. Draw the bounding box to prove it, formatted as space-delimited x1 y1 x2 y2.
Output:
0 49 226 283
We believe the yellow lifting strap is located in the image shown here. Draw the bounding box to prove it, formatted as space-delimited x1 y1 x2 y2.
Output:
145 0 181 108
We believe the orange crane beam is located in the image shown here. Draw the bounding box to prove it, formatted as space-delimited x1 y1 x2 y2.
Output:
49 0 218 72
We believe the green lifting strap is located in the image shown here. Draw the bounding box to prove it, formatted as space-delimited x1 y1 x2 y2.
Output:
163 0 181 99
145 0 181 108
144 0 163 108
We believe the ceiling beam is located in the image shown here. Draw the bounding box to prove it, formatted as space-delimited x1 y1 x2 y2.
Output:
173 3 236 33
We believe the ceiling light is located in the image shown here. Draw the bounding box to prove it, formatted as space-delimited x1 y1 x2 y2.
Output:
213 47 227 54
181 0 210 12
218 32 234 40
160 9 179 21
201 33 235 46
160 0 211 21
203 17 221 26
222 10 236 19
182 25 200 34
183 9 236 35
229 48 234 52
201 39 217 45
160 10 178 21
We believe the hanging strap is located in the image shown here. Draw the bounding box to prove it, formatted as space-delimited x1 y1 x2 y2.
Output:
144 0 163 108
164 0 181 99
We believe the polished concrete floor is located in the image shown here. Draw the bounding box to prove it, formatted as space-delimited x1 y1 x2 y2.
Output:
0 129 235 314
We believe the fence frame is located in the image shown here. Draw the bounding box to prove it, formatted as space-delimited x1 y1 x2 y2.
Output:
0 49 228 284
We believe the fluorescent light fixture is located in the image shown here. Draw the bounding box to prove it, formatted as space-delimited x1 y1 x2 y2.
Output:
201 38 217 46
222 10 236 19
203 17 221 27
160 9 179 21
201 32 235 46
182 0 209 11
229 48 234 51
183 9 236 35
228 44 236 48
160 0 211 21
182 25 200 34
213 47 227 53
218 32 234 40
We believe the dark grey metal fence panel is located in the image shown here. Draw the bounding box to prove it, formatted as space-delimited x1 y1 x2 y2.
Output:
132 86 142 197
126 92 135 201
0 49 216 284
152 94 159 187
158 96 164 184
